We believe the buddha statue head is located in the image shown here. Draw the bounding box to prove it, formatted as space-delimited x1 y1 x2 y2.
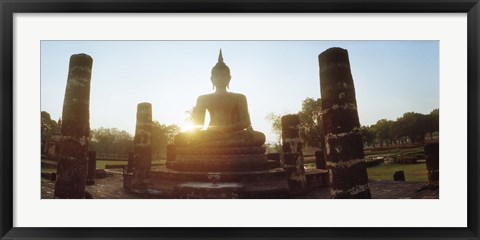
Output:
211 49 231 90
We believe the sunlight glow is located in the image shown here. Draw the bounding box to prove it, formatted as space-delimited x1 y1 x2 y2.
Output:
181 122 195 132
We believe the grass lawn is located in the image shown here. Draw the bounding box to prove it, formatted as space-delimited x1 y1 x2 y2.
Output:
95 160 127 169
41 159 167 172
41 168 57 173
367 162 428 182
364 146 424 159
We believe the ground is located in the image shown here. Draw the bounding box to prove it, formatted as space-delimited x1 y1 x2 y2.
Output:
41 169 438 199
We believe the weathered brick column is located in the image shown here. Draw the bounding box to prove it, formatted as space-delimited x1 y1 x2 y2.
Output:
281 114 306 194
127 152 134 173
166 144 176 162
54 54 93 199
86 151 96 185
315 150 326 169
131 102 152 190
319 47 371 199
317 107 327 170
424 142 439 187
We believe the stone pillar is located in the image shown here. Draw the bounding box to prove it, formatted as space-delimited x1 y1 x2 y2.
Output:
315 150 326 169
317 105 327 170
281 114 306 194
319 47 371 199
132 102 152 189
424 142 439 187
127 152 134 173
54 54 93 199
86 151 96 185
166 144 176 162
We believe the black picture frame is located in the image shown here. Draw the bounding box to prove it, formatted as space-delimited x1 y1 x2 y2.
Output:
1 0 479 239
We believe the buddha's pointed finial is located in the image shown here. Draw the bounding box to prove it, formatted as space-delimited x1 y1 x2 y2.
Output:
211 48 230 77
218 49 224 63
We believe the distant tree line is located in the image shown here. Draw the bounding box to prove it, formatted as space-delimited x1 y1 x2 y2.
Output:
41 111 180 160
88 121 180 159
266 98 439 151
360 109 439 147
89 128 132 159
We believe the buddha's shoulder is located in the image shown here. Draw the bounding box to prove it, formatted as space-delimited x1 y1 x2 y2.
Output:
226 92 247 100
198 92 246 100
228 92 246 97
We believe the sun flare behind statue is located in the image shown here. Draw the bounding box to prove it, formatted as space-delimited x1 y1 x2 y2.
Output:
180 122 196 132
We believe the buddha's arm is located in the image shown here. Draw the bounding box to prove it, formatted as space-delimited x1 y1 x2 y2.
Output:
238 95 252 129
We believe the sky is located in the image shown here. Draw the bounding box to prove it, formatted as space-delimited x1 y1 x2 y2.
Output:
41 41 439 143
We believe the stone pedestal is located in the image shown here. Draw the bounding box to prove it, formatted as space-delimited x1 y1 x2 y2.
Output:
319 47 371 199
424 142 439 187
131 102 152 191
54 54 92 199
135 132 289 198
125 166 289 199
167 146 276 172
125 143 290 198
281 114 306 194
86 151 96 185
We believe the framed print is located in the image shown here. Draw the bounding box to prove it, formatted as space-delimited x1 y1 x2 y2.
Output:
1 0 479 239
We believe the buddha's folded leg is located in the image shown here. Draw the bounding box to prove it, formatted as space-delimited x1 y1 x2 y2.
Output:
251 131 266 146
173 129 266 147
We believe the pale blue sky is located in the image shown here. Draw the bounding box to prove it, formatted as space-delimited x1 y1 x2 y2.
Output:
41 41 439 142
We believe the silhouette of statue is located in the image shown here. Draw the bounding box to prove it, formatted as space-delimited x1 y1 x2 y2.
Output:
174 50 265 147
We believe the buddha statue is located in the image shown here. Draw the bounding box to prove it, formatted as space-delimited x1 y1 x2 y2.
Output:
174 50 266 148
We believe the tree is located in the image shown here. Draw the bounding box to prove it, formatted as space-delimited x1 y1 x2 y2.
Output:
427 108 439 140
390 119 407 146
89 128 133 158
297 98 324 148
371 119 394 146
184 106 195 123
359 125 376 148
265 112 282 151
151 121 180 159
396 112 430 144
